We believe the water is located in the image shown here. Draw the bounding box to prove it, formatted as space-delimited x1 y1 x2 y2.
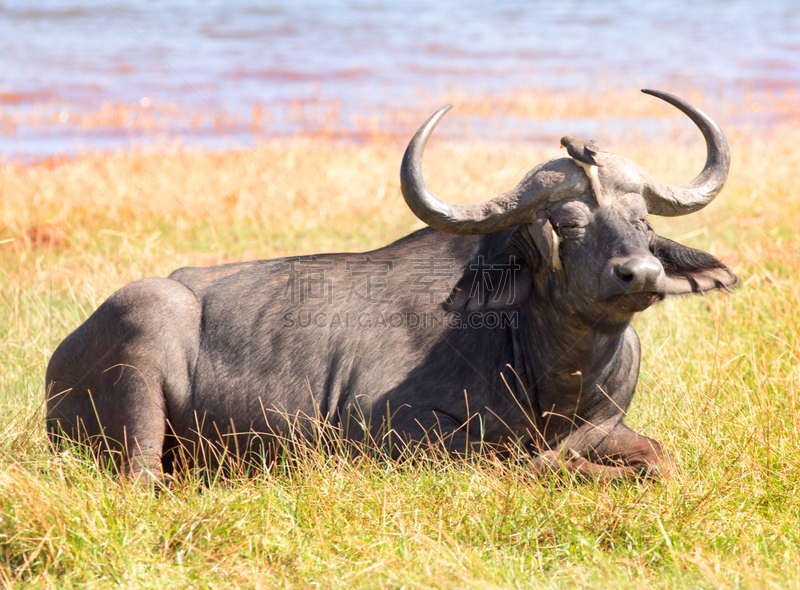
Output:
1 0 798 158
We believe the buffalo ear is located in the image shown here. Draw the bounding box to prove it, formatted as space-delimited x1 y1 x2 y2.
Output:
649 233 738 295
445 251 532 312
525 210 562 273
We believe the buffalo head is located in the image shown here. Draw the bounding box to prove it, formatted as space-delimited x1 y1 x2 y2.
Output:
400 89 737 329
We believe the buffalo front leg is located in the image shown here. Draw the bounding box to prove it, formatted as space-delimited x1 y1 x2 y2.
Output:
592 421 672 479
533 422 672 481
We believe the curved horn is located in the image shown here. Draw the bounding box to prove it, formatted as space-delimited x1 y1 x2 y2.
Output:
400 105 560 235
640 89 731 216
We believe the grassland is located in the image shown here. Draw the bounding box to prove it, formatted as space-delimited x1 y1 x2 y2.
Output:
1 100 799 588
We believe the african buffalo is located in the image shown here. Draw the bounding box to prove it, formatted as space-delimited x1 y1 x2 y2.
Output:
46 89 737 483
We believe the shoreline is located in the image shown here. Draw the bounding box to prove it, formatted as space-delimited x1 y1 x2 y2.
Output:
2 86 798 162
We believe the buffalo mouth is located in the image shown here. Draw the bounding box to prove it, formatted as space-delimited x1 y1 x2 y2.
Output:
605 291 665 313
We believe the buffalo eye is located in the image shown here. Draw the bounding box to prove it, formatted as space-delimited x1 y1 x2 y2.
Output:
554 224 584 240
638 220 659 247
631 219 651 236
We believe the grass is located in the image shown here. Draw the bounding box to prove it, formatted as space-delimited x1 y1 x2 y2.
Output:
1 95 800 588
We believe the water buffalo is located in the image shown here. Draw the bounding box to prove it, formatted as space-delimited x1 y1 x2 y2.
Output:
46 90 737 483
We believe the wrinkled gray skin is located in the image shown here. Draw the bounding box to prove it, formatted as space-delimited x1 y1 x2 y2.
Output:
46 90 738 483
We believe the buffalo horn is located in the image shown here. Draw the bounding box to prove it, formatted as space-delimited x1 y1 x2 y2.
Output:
400 105 555 235
640 89 730 216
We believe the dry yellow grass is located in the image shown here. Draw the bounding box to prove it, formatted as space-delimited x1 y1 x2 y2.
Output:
2 118 798 250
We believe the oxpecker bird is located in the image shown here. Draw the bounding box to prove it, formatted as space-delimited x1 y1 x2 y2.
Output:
561 135 604 205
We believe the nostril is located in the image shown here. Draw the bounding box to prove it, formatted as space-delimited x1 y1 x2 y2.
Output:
615 265 635 283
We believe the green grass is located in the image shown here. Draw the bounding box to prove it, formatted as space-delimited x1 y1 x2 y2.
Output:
2 135 800 588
